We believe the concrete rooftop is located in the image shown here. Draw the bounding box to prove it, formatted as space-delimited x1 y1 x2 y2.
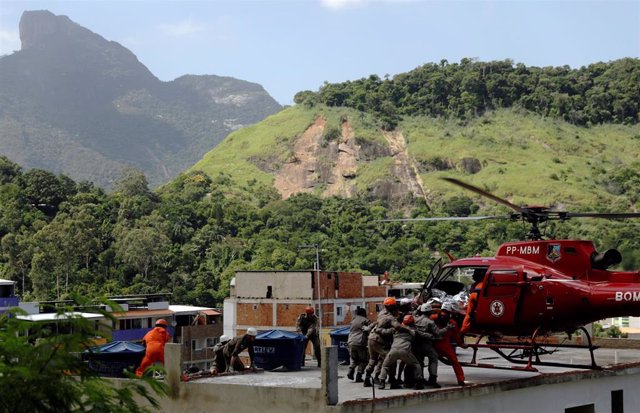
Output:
190 346 640 405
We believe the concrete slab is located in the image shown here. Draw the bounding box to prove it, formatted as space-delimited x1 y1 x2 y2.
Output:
189 346 640 405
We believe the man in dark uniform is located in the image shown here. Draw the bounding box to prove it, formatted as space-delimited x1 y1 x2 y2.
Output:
363 297 401 388
210 334 231 375
297 306 321 367
378 314 425 390
346 307 370 382
223 327 257 372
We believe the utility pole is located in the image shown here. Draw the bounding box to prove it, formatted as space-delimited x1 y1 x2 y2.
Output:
299 244 322 335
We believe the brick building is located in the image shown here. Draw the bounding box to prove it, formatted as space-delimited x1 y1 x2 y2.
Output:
223 271 388 341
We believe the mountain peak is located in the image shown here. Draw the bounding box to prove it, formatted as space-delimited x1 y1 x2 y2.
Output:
19 10 82 50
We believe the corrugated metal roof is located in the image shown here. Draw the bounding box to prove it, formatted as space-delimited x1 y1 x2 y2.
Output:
17 312 105 322
200 309 222 316
112 309 173 318
169 305 215 315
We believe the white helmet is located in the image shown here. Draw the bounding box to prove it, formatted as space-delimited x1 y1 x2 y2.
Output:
441 302 454 312
219 334 230 344
419 303 432 313
399 297 412 306
427 297 442 306
443 301 463 313
246 327 258 336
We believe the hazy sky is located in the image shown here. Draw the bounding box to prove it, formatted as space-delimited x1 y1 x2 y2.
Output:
1 0 638 105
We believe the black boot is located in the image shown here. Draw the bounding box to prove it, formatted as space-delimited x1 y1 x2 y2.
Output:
427 376 441 389
347 369 354 380
355 373 363 383
363 375 372 387
414 381 425 390
389 379 401 390
378 379 386 390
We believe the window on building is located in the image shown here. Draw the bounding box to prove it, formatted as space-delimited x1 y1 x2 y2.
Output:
611 390 623 413
266 285 272 298
565 404 594 413
206 337 217 348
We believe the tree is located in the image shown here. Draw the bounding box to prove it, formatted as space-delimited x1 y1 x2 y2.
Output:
0 303 166 412
114 167 152 198
115 226 170 279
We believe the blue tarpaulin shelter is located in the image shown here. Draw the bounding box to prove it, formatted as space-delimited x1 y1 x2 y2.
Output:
254 330 305 371
83 341 146 377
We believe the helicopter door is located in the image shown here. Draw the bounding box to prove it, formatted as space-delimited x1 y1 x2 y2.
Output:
475 268 523 326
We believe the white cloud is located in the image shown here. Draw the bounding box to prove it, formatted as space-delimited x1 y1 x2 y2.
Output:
320 0 414 10
158 20 207 38
0 29 20 55
320 0 367 10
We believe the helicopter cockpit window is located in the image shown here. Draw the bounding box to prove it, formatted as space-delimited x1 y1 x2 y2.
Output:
433 266 489 297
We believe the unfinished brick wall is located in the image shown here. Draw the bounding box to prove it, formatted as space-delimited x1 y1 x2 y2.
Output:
365 285 388 297
236 303 273 327
277 303 309 327
366 302 380 320
337 272 362 298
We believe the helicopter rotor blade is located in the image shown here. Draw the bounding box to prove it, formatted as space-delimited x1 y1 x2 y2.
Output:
440 177 524 213
377 215 511 222
565 212 640 219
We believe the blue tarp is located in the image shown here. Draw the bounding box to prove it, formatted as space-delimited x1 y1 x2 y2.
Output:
256 329 305 340
329 326 350 337
83 341 146 377
84 341 145 354
253 329 305 371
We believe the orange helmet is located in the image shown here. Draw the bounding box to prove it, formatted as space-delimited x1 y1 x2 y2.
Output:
305 306 314 315
155 319 168 327
383 297 397 307
402 314 415 325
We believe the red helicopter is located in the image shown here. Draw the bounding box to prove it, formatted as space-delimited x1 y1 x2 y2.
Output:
387 177 640 371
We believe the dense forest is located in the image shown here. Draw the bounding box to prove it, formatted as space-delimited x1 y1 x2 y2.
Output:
295 58 640 129
1 155 639 307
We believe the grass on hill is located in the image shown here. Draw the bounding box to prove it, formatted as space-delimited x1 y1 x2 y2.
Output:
190 105 640 213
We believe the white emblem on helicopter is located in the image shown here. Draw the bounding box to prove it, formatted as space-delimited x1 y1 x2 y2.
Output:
490 300 505 317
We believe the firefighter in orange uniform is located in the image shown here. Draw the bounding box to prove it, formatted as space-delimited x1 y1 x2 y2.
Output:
432 302 467 386
136 319 172 377
461 269 486 334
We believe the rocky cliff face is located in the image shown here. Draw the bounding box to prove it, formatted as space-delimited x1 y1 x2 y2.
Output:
272 116 427 202
0 10 281 189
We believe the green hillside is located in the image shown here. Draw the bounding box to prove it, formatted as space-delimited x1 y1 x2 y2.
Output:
190 105 639 212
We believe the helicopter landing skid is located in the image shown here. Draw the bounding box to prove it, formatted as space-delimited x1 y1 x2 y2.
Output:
451 327 601 372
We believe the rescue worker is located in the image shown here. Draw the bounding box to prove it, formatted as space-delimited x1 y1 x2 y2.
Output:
297 306 321 367
346 307 370 382
210 334 231 376
432 302 467 386
224 327 258 372
461 268 487 333
413 302 446 388
395 297 415 386
135 318 172 377
378 314 424 390
363 297 401 388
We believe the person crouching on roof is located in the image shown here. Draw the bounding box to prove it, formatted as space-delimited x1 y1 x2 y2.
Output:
210 334 231 376
136 319 172 377
224 328 258 372
297 306 321 367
